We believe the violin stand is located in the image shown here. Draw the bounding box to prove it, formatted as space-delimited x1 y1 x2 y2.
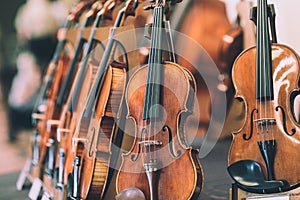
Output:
16 152 55 200
230 183 300 200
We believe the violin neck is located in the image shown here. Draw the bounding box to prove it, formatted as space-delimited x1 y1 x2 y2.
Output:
56 15 92 106
143 5 164 120
37 18 73 106
256 0 274 101
70 9 105 113
84 3 129 117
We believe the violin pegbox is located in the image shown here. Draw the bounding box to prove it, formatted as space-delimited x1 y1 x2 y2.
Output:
144 0 182 11
124 0 139 18
102 0 118 21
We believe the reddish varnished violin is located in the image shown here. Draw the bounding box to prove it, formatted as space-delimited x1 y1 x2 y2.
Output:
228 0 300 192
40 1 104 193
53 1 117 199
29 0 94 180
116 0 203 199
68 0 138 199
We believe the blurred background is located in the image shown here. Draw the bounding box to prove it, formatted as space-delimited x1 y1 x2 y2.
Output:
0 0 299 199
0 0 73 177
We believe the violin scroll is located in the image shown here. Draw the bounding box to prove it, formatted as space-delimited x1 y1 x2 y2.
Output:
144 0 182 10
124 0 139 18
68 0 95 21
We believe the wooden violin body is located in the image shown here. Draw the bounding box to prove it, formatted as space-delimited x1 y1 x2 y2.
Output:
57 0 119 188
116 61 203 199
228 0 300 191
67 1 139 199
74 64 126 199
32 43 72 179
228 44 300 188
57 61 98 186
30 1 95 181
116 1 203 199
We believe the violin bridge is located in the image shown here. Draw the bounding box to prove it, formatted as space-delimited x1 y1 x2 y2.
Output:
254 118 276 126
139 140 162 147
46 119 60 131
31 113 46 120
57 128 70 142
72 137 88 154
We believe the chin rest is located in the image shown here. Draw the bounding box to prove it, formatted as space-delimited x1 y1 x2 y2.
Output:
227 160 290 194
115 188 145 200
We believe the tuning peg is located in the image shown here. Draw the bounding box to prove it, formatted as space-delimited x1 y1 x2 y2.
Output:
133 0 139 9
144 4 155 10
171 0 183 4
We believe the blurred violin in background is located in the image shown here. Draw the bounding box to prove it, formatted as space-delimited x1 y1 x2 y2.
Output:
170 0 243 143
29 0 95 181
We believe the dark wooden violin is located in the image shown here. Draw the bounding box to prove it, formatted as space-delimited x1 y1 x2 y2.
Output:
116 0 203 199
228 0 300 192
68 0 138 199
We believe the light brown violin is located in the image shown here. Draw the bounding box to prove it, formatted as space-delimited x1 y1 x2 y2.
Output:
228 0 300 193
116 0 203 199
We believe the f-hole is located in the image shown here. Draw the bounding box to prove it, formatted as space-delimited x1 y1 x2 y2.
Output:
163 125 181 158
131 127 145 161
276 106 296 136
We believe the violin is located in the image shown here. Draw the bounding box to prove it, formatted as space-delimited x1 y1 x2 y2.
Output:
41 1 103 192
29 0 94 180
228 0 300 192
170 0 243 140
53 1 118 199
68 0 138 199
116 0 203 199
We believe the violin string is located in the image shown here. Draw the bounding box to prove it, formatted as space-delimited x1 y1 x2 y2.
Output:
154 5 161 164
154 6 160 164
148 5 158 164
264 0 276 143
264 0 269 143
262 0 267 142
155 6 160 164
264 0 269 142
264 2 272 141
159 5 164 163
257 0 262 142
261 0 266 142
154 5 163 164
263 0 275 143
151 6 157 164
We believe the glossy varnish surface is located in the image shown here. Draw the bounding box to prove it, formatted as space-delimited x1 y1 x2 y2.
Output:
117 62 203 199
228 44 300 187
77 66 126 199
